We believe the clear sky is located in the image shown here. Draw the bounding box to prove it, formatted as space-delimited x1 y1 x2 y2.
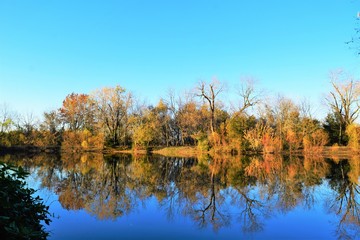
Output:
1 0 360 119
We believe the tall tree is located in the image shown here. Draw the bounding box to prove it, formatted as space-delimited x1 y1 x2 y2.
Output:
132 106 161 148
59 93 95 132
196 79 224 133
176 101 208 145
325 71 360 145
92 86 132 146
41 110 62 134
263 96 301 150
154 100 172 146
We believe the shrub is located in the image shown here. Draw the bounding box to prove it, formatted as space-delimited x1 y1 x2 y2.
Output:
0 163 51 239
61 130 104 152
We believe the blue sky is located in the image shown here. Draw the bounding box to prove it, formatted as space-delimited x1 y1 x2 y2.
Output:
0 0 359 118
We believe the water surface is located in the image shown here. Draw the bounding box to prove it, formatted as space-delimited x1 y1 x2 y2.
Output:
2 153 359 239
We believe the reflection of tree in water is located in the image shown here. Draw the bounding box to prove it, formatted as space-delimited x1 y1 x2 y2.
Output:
160 155 267 232
1 152 359 237
56 153 103 212
245 154 333 213
190 168 230 231
326 157 360 239
86 155 135 220
227 155 270 232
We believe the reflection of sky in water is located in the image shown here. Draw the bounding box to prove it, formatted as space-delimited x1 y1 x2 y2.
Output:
21 169 356 239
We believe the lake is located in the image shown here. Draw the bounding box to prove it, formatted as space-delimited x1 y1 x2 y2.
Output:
1 153 359 239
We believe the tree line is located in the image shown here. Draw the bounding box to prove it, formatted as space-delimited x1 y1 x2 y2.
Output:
1 71 360 153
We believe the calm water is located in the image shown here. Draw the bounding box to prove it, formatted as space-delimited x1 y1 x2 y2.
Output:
1 153 359 239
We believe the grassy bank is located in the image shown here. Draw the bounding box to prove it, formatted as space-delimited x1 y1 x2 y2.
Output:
2 145 360 158
152 146 200 157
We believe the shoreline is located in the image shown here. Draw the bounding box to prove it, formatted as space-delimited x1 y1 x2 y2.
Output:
1 145 360 158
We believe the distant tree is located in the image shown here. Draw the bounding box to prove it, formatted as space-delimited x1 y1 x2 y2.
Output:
235 77 262 115
0 103 14 133
325 71 360 145
226 113 257 152
303 129 328 153
61 129 104 152
196 79 224 133
153 100 174 146
41 110 62 134
0 104 15 146
323 113 347 145
59 93 95 132
264 96 300 150
18 112 38 136
91 86 132 146
132 107 161 149
176 102 208 145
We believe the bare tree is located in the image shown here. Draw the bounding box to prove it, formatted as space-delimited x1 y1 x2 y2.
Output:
236 77 262 115
196 79 224 133
41 110 62 133
0 103 15 133
299 98 313 119
326 71 360 143
19 112 38 134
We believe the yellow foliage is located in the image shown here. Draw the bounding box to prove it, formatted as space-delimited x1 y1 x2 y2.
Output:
80 154 88 163
286 129 302 152
81 140 89 149
303 129 328 153
61 130 104 152
348 157 360 184
346 123 360 149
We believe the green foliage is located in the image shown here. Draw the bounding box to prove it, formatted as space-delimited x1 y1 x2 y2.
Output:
0 163 51 239
323 113 348 146
193 132 210 152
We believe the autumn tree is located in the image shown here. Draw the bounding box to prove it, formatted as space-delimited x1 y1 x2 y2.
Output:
59 93 95 132
345 123 360 149
223 78 262 152
176 101 209 146
325 71 360 145
226 114 256 152
196 79 224 133
263 96 301 151
41 110 62 134
162 89 191 146
154 100 172 146
91 86 132 146
132 106 161 149
59 93 103 151
36 110 62 147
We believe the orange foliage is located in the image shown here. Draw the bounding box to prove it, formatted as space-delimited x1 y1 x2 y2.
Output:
286 129 302 152
303 129 328 153
59 93 94 131
262 132 282 154
61 130 104 152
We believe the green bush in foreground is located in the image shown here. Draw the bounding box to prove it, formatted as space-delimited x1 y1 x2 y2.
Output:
0 163 51 239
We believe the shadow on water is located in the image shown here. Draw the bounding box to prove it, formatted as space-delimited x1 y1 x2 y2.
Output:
1 152 359 239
